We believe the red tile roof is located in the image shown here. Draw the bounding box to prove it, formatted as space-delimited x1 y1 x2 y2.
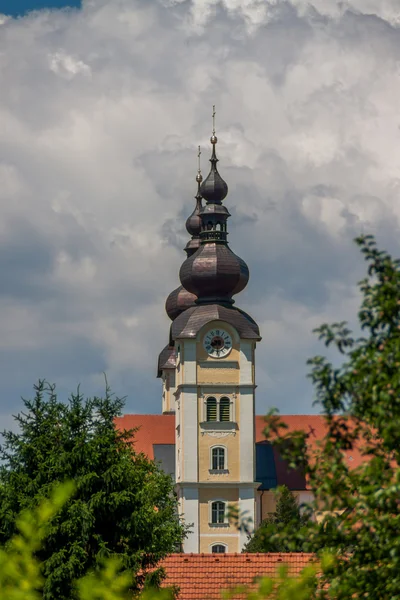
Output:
115 413 365 482
256 414 366 470
159 553 315 600
114 414 175 460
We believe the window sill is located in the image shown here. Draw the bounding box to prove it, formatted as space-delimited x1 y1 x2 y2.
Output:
209 522 230 528
209 469 229 475
200 422 237 431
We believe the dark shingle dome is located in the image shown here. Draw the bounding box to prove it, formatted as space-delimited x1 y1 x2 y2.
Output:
165 285 197 321
179 243 249 304
171 304 260 340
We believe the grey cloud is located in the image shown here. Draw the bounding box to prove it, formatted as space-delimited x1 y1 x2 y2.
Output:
0 0 400 421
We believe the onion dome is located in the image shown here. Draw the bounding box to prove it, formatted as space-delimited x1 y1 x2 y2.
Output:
180 244 249 304
165 284 197 321
165 150 204 321
184 147 203 257
186 164 203 237
199 134 228 205
179 107 249 305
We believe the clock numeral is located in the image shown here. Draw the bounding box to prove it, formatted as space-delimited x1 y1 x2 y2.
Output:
216 329 220 335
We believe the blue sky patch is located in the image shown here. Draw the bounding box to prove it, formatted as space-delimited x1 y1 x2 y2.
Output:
1 0 81 17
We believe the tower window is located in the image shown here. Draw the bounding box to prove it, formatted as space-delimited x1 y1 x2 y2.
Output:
211 544 226 554
211 446 225 470
206 397 217 421
204 396 233 423
219 397 230 421
211 501 226 524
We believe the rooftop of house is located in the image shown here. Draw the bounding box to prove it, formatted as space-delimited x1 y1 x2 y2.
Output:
158 553 315 600
115 413 365 491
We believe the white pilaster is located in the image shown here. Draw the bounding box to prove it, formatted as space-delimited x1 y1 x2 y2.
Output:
239 486 255 550
239 385 255 481
181 385 198 482
239 341 253 385
183 340 196 383
182 487 199 553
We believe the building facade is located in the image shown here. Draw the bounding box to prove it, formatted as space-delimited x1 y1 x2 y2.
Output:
115 115 363 554
158 121 261 553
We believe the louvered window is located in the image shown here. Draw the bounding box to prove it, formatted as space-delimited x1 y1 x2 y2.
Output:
206 397 217 421
212 447 225 470
219 397 230 422
211 501 225 524
212 544 226 553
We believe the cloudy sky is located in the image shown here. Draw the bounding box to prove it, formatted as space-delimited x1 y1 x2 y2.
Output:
1 0 400 428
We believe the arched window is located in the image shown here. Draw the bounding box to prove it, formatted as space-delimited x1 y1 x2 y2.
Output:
211 544 226 554
206 397 217 421
211 501 226 524
211 446 225 470
219 397 230 422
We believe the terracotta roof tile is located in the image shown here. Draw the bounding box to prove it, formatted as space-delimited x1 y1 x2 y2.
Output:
114 414 174 460
159 553 315 600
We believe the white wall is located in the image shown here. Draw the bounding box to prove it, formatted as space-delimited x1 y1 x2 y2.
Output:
239 341 253 385
182 487 199 552
183 340 196 383
239 487 255 550
239 386 255 482
181 385 198 481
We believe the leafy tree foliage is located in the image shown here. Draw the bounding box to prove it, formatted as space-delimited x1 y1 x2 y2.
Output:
263 235 400 598
1 481 318 600
0 481 176 600
0 381 186 600
244 485 310 553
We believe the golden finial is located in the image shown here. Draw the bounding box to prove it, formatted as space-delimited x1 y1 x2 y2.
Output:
211 105 217 144
196 145 203 183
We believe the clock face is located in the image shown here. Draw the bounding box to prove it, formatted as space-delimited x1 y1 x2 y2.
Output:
203 328 232 358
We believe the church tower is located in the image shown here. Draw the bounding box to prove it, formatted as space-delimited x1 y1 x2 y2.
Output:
158 110 261 553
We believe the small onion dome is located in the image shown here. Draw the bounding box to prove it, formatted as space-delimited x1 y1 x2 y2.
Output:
157 344 177 377
199 138 228 205
179 243 249 304
185 195 202 237
184 236 201 256
165 284 197 321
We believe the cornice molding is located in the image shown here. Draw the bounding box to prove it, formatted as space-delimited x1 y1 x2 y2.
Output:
176 481 261 489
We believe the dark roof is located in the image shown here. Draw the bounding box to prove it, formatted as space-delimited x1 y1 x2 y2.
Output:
157 344 177 377
179 243 249 303
171 304 260 340
165 285 197 322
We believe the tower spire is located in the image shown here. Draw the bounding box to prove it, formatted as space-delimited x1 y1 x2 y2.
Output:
165 149 203 321
179 109 249 305
185 145 203 255
199 105 228 205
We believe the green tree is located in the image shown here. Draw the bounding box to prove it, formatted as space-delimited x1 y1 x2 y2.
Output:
262 234 400 598
0 380 186 600
244 485 310 553
0 480 318 600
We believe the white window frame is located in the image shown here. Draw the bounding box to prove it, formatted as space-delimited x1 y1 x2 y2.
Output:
210 542 227 554
209 499 228 525
209 445 228 471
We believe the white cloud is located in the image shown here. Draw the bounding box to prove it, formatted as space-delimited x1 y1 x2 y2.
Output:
0 0 399 418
